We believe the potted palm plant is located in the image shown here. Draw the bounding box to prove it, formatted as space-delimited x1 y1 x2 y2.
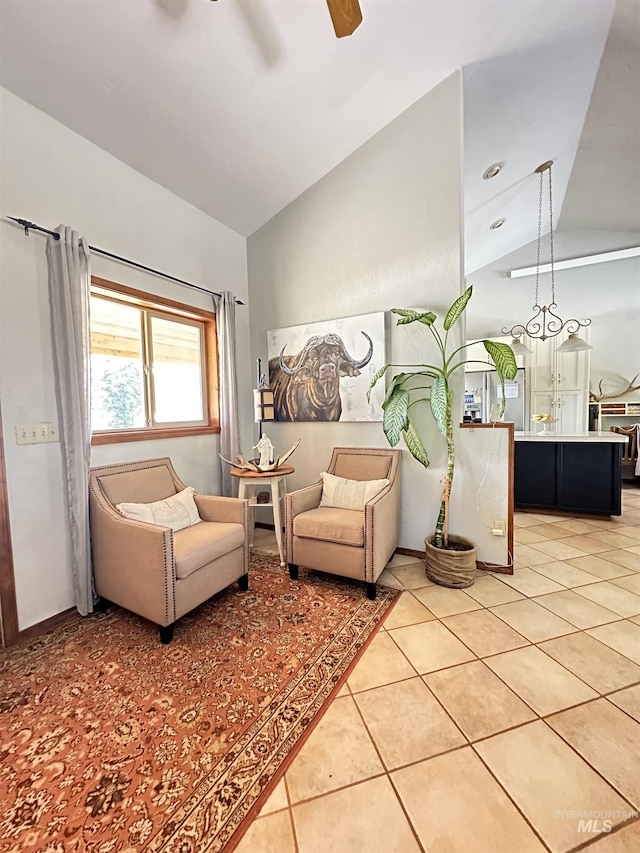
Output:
368 285 517 587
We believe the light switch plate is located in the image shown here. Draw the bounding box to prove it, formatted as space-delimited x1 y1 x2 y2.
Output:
15 424 31 445
15 422 60 444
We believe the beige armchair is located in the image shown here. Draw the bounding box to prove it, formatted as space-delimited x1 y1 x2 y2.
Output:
89 457 249 643
285 447 402 599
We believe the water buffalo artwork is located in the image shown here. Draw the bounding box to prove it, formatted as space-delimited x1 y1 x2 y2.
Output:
267 313 385 422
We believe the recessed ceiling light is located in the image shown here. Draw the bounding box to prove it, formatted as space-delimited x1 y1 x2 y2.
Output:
483 162 505 180
490 218 506 230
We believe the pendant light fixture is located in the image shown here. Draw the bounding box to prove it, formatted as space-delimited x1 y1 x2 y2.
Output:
508 337 532 356
502 161 592 352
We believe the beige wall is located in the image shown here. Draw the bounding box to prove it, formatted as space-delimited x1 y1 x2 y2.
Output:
0 89 251 630
247 73 483 553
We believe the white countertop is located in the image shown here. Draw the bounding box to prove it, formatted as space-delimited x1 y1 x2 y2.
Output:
515 431 629 443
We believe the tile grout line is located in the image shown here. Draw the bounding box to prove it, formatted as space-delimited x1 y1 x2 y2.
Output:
283 775 300 853
580 618 640 667
259 494 640 850
425 664 544 742
388 571 640 836
518 590 623 632
600 677 640 697
346 646 474 775
358 570 639 706
379 588 615 716
350 670 434 698
439 611 532 656
526 562 637 586
499 498 640 819
474 621 640 713
283 691 391 813
541 715 640 816
308 606 526 850
494 639 616 702
385 617 480 672
357 595 606 749
602 691 640 725
569 584 640 616
288 806 299 853
468 738 554 853
485 600 581 644
349 691 429 853
284 771 395 812
470 644 637 851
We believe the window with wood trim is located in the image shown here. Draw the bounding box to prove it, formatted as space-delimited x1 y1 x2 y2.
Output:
90 277 219 445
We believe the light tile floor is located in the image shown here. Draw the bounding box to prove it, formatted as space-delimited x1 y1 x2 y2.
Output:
240 490 640 853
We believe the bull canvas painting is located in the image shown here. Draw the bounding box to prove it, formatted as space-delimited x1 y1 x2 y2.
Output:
267 312 386 422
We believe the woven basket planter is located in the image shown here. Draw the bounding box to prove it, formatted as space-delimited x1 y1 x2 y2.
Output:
424 534 478 588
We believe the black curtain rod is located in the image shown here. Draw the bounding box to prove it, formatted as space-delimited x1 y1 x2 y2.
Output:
7 217 245 306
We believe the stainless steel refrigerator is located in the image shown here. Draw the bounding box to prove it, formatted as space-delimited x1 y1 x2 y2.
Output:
464 368 526 430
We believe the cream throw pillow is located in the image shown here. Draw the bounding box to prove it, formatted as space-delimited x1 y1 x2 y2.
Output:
319 471 390 511
116 486 201 532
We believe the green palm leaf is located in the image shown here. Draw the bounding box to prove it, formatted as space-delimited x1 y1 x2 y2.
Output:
382 374 407 410
382 388 409 446
430 375 448 435
403 421 429 468
389 372 411 392
392 308 420 318
483 340 518 380
392 309 437 326
444 286 473 331
417 312 437 326
392 309 421 325
367 363 390 402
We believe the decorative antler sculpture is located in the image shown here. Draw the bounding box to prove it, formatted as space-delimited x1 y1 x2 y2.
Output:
589 373 640 403
220 438 301 473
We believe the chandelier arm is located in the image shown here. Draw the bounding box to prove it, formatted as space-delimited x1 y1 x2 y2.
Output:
501 323 529 338
545 303 565 336
525 304 545 339
563 318 592 334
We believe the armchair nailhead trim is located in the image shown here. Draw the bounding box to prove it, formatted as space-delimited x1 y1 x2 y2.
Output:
366 506 375 583
164 532 176 624
243 500 250 576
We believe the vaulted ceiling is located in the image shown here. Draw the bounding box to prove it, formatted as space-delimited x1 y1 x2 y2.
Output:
559 0 640 234
0 0 624 271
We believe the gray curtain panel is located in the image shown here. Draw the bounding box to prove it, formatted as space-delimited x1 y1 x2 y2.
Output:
46 226 94 616
214 291 241 497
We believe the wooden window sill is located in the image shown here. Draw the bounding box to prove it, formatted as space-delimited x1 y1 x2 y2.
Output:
91 425 220 446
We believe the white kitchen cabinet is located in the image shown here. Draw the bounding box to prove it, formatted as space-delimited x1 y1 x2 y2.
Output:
526 330 590 433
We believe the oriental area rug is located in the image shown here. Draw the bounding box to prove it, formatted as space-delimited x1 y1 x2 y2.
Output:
0 554 398 853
